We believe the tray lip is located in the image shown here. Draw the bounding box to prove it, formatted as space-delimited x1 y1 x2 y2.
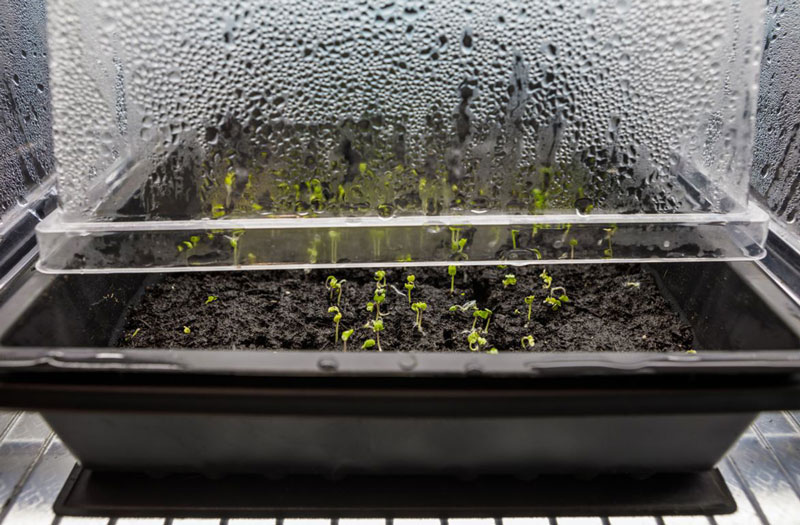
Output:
39 203 769 232
3 259 800 380
2 347 800 378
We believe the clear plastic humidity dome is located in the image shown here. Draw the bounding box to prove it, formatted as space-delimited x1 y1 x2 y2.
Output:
37 0 768 272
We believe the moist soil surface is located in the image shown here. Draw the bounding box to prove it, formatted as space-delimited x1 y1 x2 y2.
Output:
119 265 695 353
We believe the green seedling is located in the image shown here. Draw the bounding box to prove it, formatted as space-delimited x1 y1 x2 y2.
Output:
307 235 321 264
450 227 463 252
543 286 570 311
228 229 245 265
532 248 542 260
411 302 427 333
543 297 561 310
374 270 387 289
224 171 235 208
560 223 572 243
325 275 346 305
329 230 341 263
371 230 385 259
502 274 517 288
569 238 578 259
625 281 641 288
211 203 226 218
205 295 218 304
487 347 499 354
521 334 535 349
341 329 354 352
366 301 375 313
603 224 618 258
467 330 488 352
124 327 141 342
532 188 546 211
373 288 386 318
448 300 477 313
540 269 553 289
362 339 376 350
183 326 191 334
368 318 385 351
511 229 520 250
552 286 569 303
328 306 342 343
448 265 457 294
524 295 536 321
177 235 201 253
472 308 492 333
405 275 416 303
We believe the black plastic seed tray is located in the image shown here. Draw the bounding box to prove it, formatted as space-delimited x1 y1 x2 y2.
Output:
0 261 799 478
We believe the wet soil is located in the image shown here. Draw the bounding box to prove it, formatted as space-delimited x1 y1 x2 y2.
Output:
118 265 695 353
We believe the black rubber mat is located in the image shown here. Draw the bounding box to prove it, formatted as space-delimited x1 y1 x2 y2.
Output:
54 465 736 518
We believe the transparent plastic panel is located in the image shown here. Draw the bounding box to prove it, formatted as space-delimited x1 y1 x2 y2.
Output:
38 0 768 272
752 0 800 249
0 0 53 216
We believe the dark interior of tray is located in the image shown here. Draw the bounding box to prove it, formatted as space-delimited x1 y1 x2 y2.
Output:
2 262 799 353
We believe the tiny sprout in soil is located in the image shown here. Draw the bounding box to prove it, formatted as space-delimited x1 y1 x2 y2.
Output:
328 306 342 342
467 330 488 352
124 327 140 342
367 318 385 351
411 302 427 333
448 265 457 294
473 308 492 333
361 339 376 350
450 227 468 258
544 286 570 311
205 295 218 304
341 328 354 352
569 238 578 259
183 326 191 334
374 270 387 289
405 275 415 303
521 334 535 349
524 295 536 321
325 275 345 305
503 274 517 288
540 269 553 289
373 288 386 318
228 229 245 265
603 224 618 258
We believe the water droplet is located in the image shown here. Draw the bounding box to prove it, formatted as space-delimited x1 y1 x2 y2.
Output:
317 357 339 372
464 360 483 376
398 353 418 371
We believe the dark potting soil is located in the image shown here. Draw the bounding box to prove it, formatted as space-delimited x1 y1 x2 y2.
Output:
118 265 695 353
